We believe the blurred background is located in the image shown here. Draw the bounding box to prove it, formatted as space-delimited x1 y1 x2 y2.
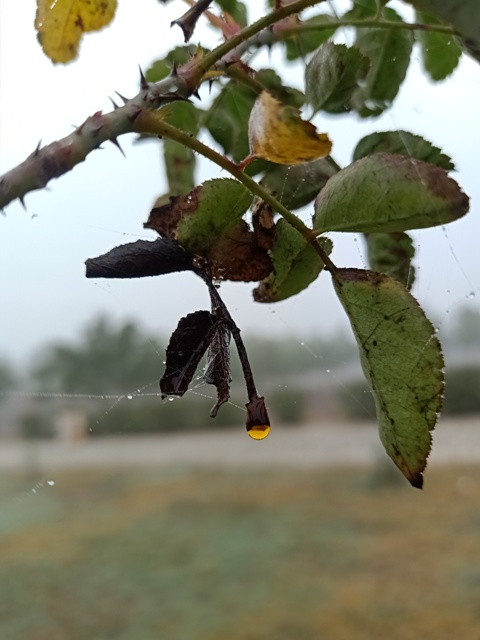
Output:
1 0 480 638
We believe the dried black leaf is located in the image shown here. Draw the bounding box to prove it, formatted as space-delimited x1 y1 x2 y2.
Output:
171 0 213 43
85 238 193 279
161 310 216 397
204 323 232 417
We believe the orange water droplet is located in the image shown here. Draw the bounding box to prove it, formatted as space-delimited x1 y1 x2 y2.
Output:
247 424 270 440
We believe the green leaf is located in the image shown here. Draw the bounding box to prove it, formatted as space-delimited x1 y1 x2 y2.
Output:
175 179 253 254
163 102 201 196
364 232 416 289
253 220 332 302
305 43 370 113
215 0 248 26
332 268 444 487
284 15 337 61
261 158 337 210
314 153 469 233
353 130 454 170
346 0 380 19
203 70 304 163
145 45 197 83
415 11 462 80
204 80 253 162
405 0 480 53
352 8 413 116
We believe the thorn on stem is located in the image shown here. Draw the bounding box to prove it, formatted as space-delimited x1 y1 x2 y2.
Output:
114 91 129 105
138 65 149 90
19 196 27 210
193 89 201 100
171 61 178 77
109 96 120 110
110 138 126 158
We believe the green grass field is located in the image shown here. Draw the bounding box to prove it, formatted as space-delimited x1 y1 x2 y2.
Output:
1 462 480 639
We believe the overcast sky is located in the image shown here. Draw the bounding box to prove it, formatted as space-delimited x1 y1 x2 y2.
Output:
1 0 479 366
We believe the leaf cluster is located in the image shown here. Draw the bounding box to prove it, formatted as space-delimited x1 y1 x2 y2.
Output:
24 0 480 485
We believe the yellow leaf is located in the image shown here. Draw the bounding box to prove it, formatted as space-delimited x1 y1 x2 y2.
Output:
35 0 117 64
247 91 332 166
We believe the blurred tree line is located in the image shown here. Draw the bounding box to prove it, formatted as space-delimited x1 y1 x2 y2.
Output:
1 307 479 438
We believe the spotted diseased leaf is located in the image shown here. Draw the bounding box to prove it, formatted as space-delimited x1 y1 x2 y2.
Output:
204 323 232 417
305 43 370 114
314 153 469 233
352 7 413 116
35 0 117 63
174 179 253 254
253 220 332 302
353 131 454 170
416 11 462 81
145 178 252 248
161 311 215 397
248 91 332 165
207 220 273 282
364 232 416 289
333 268 444 487
144 179 271 282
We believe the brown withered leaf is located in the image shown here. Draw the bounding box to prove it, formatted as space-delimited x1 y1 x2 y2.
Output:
204 323 232 417
207 220 273 281
85 238 192 279
145 191 201 238
160 310 215 397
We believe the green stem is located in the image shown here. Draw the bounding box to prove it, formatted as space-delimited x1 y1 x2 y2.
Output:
284 18 458 37
195 0 326 76
134 113 336 271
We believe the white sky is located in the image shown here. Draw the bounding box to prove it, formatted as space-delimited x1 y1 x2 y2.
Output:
1 0 479 365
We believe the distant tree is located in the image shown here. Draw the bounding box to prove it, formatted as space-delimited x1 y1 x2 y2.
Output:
31 317 165 395
0 360 17 403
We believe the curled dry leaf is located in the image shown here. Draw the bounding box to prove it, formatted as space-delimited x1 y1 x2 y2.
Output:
160 311 216 397
246 91 332 166
204 323 232 417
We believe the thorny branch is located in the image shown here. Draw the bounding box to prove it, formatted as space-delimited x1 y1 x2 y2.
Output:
0 0 324 211
0 0 462 212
